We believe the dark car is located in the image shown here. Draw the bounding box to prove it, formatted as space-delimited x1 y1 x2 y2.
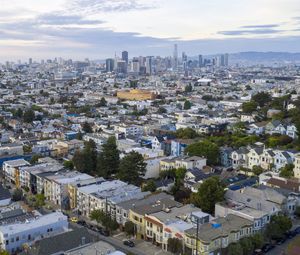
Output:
286 231 296 239
262 243 275 253
99 229 109 236
294 226 300 234
123 240 135 247
77 220 86 226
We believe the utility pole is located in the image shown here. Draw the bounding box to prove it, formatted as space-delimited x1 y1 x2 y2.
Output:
195 218 199 255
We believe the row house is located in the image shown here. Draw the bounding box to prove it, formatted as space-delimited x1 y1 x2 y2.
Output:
184 214 253 255
145 205 210 252
159 156 207 172
18 163 64 194
294 154 300 178
2 159 30 187
218 186 287 229
231 145 296 172
76 180 145 218
128 193 181 240
44 171 92 209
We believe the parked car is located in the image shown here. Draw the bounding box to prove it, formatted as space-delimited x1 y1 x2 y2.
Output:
123 240 135 247
294 226 300 234
77 220 86 226
99 229 109 236
252 249 263 255
70 217 78 223
262 243 275 253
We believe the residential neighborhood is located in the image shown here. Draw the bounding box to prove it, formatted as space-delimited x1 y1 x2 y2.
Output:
1 50 300 255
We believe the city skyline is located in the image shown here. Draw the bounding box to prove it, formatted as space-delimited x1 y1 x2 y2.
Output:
1 0 300 60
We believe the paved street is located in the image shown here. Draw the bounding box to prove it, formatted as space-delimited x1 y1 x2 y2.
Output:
71 223 172 255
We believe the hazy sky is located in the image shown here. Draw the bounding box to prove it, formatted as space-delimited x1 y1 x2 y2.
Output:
1 0 300 60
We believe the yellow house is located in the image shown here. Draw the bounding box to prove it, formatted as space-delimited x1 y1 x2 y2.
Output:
129 209 146 239
184 214 253 255
117 89 156 101
294 154 300 178
159 158 176 171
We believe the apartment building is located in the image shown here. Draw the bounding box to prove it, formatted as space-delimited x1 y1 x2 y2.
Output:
44 171 92 208
77 180 144 218
19 163 63 194
0 211 68 254
184 214 253 255
2 159 30 187
129 193 181 240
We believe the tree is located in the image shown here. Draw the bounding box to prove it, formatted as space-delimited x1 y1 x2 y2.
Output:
183 100 192 110
240 237 254 255
30 154 41 164
252 165 264 176
90 210 119 232
191 176 225 214
157 107 167 114
242 101 258 114
167 238 183 254
265 214 292 240
12 189 23 201
227 242 243 255
142 180 157 192
23 109 35 123
118 152 146 185
99 97 107 107
73 140 97 174
15 108 23 118
184 83 193 93
82 122 93 133
279 164 294 178
252 92 272 107
0 250 9 255
124 221 135 237
175 128 198 139
63 160 74 170
34 194 45 208
185 140 219 165
250 233 264 249
97 137 120 178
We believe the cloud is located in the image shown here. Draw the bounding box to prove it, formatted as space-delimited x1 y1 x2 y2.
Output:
218 28 283 36
240 24 280 29
69 0 156 14
35 13 104 26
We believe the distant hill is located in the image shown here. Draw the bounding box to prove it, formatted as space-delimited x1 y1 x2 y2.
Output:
229 52 300 64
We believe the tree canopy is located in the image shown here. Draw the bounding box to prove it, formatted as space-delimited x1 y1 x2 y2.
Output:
190 176 225 214
118 151 146 185
185 140 219 165
97 137 120 178
279 164 294 179
252 92 272 107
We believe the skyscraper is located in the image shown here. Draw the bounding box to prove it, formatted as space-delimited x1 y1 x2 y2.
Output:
198 55 203 67
173 44 178 70
224 53 229 66
146 56 152 75
105 58 114 72
122 51 128 65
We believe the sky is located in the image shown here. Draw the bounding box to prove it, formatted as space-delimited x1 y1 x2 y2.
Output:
0 0 300 61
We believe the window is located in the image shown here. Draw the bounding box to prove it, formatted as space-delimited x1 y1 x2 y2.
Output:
16 236 19 242
5 240 9 245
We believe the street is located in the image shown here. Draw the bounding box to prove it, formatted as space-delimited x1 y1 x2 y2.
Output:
71 223 171 255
